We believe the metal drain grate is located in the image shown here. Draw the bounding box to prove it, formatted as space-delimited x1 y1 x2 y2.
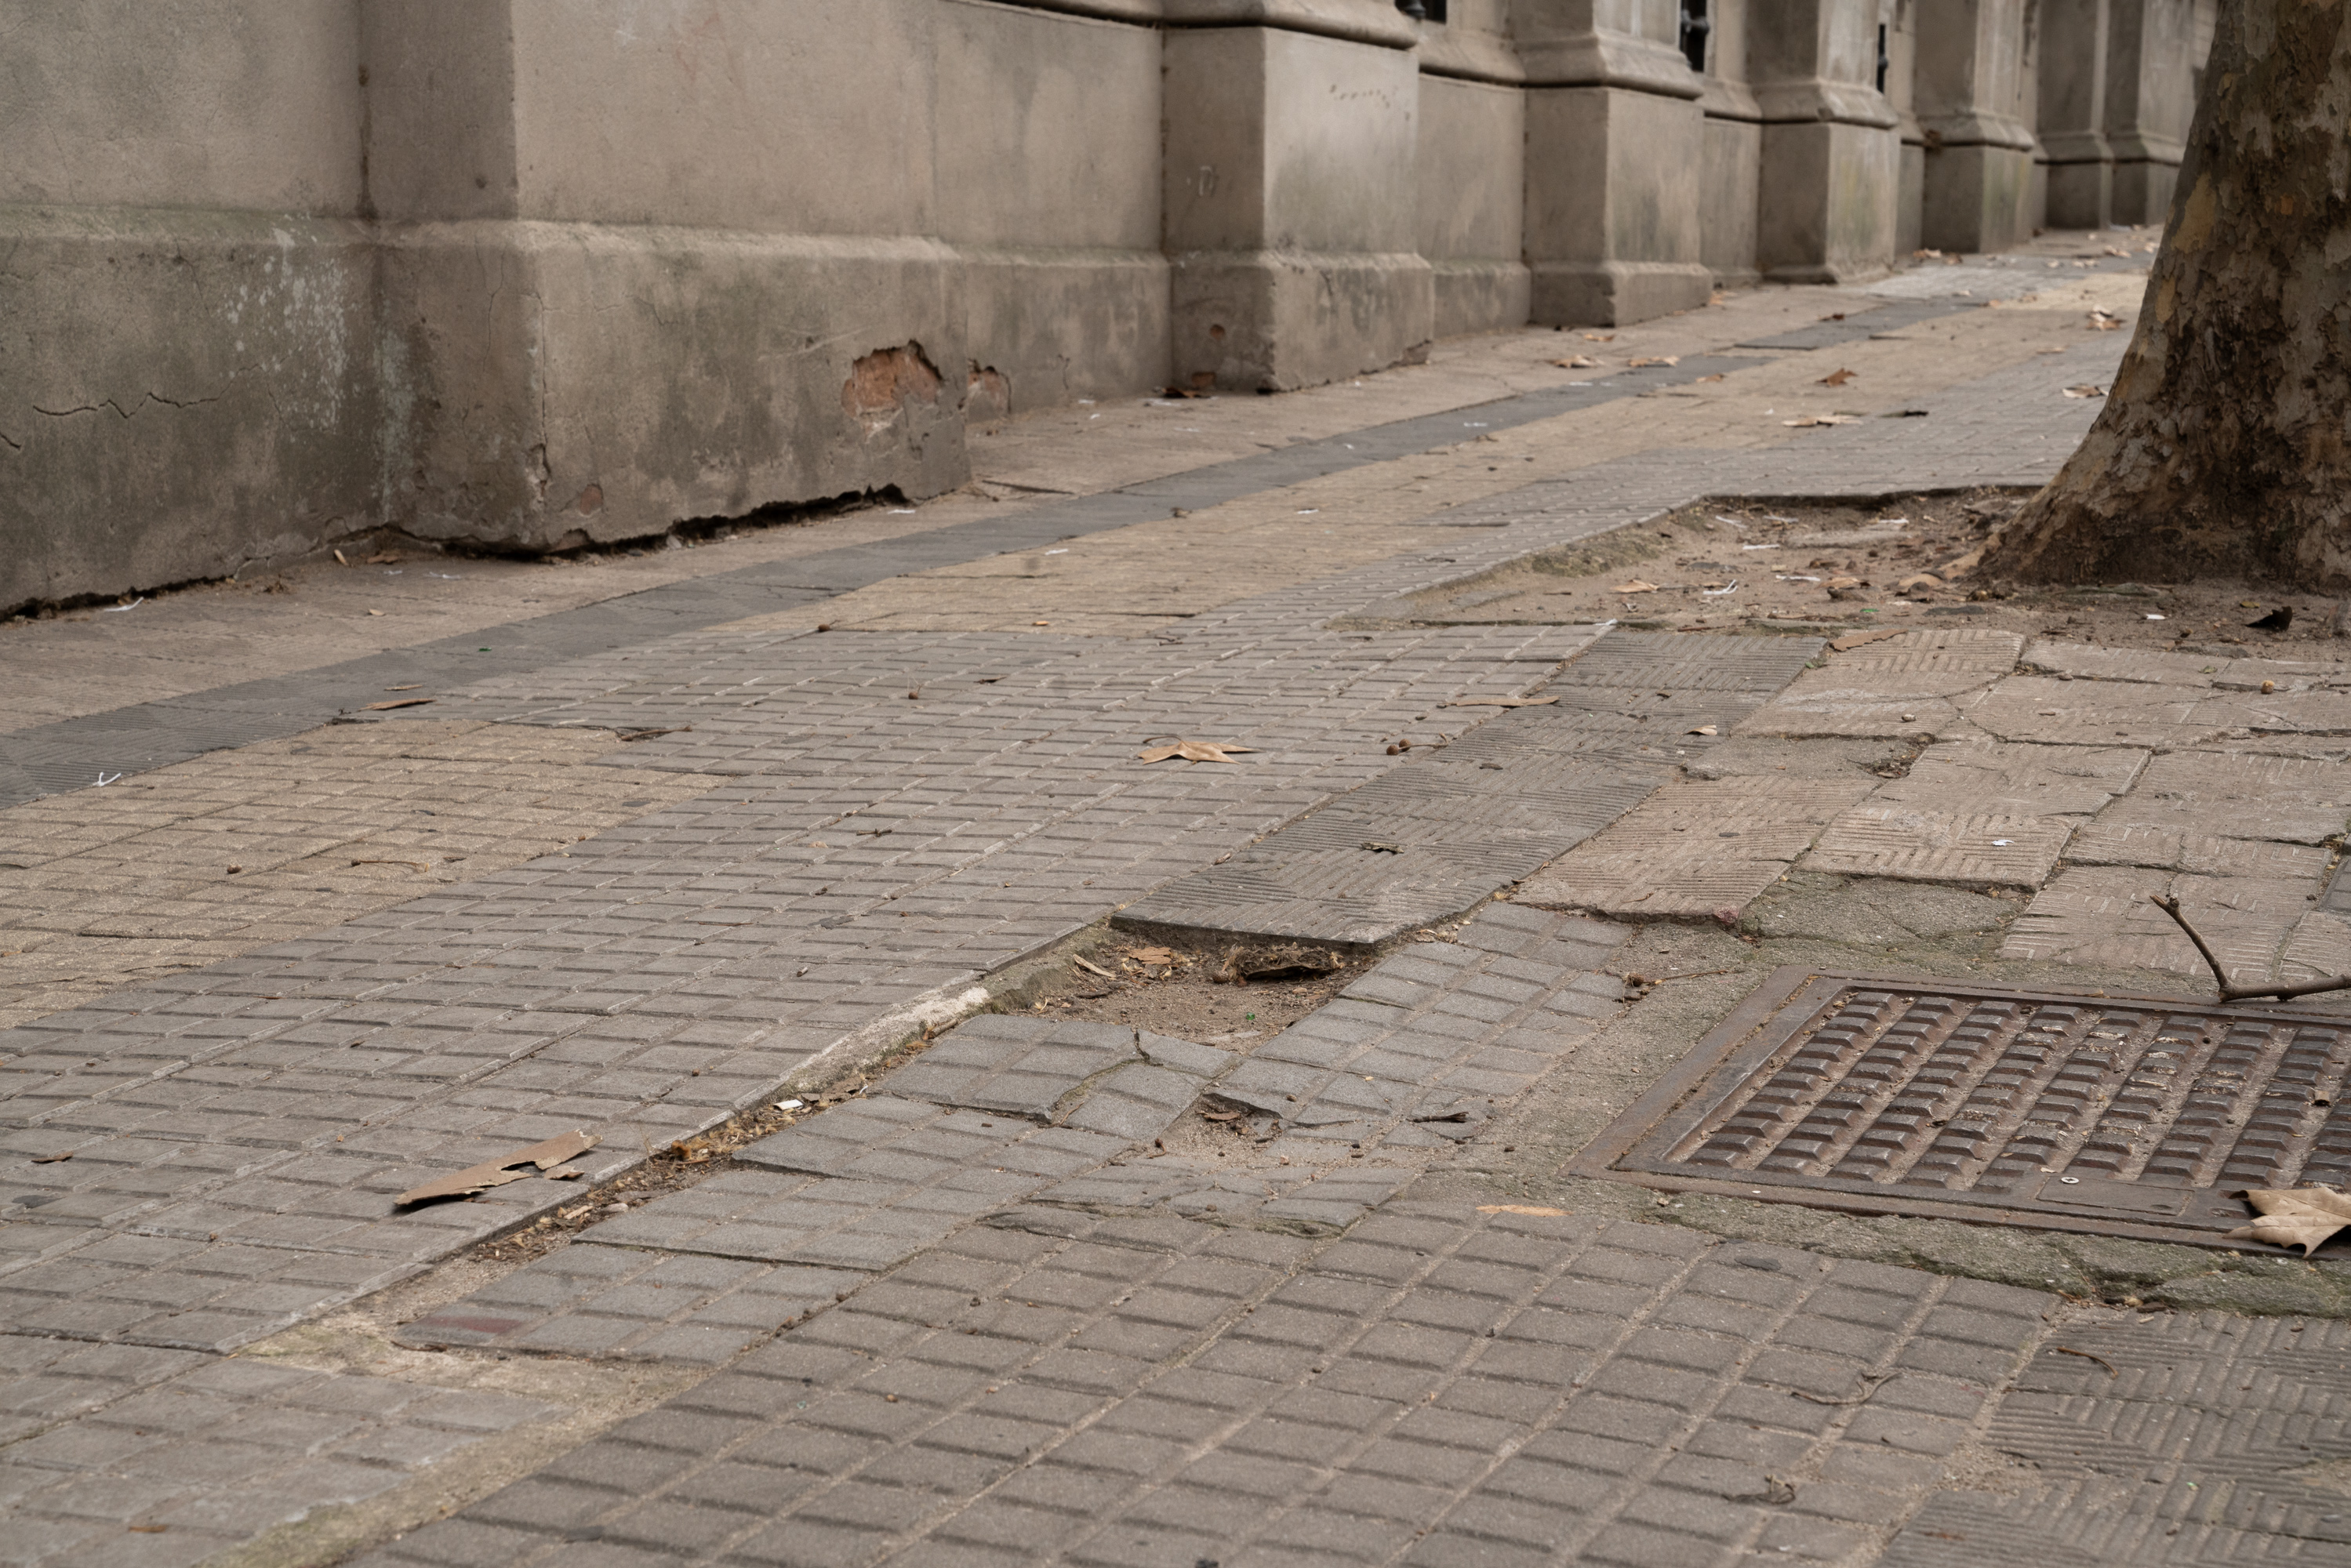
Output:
1575 969 2351 1250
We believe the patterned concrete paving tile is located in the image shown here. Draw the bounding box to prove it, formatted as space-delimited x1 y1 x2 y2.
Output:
883 1017 1180 1122
1970 677 2351 752
1739 628 2024 739
352 1201 2052 1568
2091 750 2351 845
1519 775 1877 919
2066 823 2334 879
396 1247 865 1363
0 1345 564 1563
585 1118 1130 1272
1804 806 2076 889
2000 865 2319 980
1887 1313 2351 1565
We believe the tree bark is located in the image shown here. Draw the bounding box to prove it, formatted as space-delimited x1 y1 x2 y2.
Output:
1982 1 2351 587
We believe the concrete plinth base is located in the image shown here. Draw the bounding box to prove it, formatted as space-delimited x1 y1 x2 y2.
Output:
1702 117 1763 285
2113 159 2181 226
1760 120 1901 284
1171 250 1436 392
1922 143 2037 254
1530 260 1715 328
1430 260 1533 341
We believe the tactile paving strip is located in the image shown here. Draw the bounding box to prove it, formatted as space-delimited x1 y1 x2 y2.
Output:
1575 967 2351 1250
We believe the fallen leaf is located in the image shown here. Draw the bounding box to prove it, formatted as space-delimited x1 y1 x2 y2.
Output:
2227 1186 2351 1253
351 858 432 873
363 697 434 710
1444 696 1559 707
1896 573 1944 592
1552 355 1602 369
1362 840 1403 855
1688 724 1718 735
545 1167 584 1180
1818 368 1856 386
1782 414 1860 427
1695 372 1725 383
1725 1477 1799 1506
1582 332 1615 342
1610 579 1660 594
1129 946 1175 965
2062 383 2107 398
396 1130 599 1207
129 1525 169 1534
2088 309 2124 331
1626 355 1681 368
1136 740 1259 764
1201 1109 1243 1122
1826 576 1864 590
31 1149 73 1164
1829 628 1906 652
1477 1204 1570 1217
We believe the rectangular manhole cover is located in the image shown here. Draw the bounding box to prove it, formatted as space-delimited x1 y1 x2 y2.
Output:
1574 968 2351 1250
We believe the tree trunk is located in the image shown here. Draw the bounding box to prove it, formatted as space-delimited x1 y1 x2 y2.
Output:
1982 1 2351 587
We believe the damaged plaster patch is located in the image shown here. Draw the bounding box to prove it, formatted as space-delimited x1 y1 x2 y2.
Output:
843 343 943 437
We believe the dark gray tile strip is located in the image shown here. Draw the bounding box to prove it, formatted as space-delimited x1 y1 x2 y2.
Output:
0 345 1830 809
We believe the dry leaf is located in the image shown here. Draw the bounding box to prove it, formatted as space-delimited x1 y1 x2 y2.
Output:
1610 579 1660 594
1695 372 1725 383
1818 368 1856 387
1444 696 1560 708
1829 628 1905 652
1136 739 1259 764
1582 332 1615 342
1626 355 1681 368
1782 414 1859 427
1477 1204 1570 1217
31 1149 72 1164
1896 573 1944 592
1130 946 1175 965
1552 355 1602 369
1688 724 1718 736
363 697 434 711
545 1167 584 1180
2062 383 2106 398
2227 1186 2351 1254
396 1130 599 1207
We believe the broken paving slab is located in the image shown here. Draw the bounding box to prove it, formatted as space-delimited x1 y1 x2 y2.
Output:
396 1248 863 1363
2000 865 2314 978
1800 807 2074 888
2066 823 2332 879
1868 738 2150 818
1016 1156 1411 1232
1118 631 1818 947
877 1015 1232 1138
2087 750 2351 845
1737 627 2022 738
1515 775 1873 918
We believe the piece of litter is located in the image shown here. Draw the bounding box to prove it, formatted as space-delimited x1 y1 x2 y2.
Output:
1626 355 1681 368
90 772 122 788
1992 839 2013 846
1045 548 1068 555
395 1130 598 1207
1073 955 1115 979
1611 579 1660 594
1688 725 1718 736
100 597 146 613
1741 543 1780 550
1702 582 1739 597
2146 613 2166 621
776 1098 805 1111
2063 384 2107 398
1552 355 1603 369
363 698 434 710
1136 739 1259 764
1297 509 1319 515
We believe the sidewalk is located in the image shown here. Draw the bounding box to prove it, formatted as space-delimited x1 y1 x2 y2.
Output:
9 243 2351 1567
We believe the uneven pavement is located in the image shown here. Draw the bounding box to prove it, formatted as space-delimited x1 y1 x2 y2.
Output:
9 245 2351 1566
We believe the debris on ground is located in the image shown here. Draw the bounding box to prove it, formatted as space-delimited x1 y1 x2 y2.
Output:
395 1130 599 1206
1136 739 1259 764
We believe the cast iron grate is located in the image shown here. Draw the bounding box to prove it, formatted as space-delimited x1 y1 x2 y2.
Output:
1575 968 2351 1250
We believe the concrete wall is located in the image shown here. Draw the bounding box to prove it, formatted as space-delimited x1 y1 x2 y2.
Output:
0 0 2215 611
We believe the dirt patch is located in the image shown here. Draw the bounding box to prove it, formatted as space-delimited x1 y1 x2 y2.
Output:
1023 935 1376 1044
1397 490 2351 657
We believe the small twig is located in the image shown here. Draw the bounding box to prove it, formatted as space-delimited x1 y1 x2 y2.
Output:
2052 1346 2118 1377
2149 895 2351 1001
1791 1372 1889 1406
